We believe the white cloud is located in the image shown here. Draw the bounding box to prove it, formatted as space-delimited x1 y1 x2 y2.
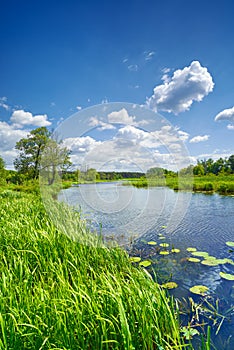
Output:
144 51 155 61
189 135 209 143
122 58 128 63
146 61 214 114
89 116 116 131
214 106 234 122
0 121 28 168
227 124 234 130
0 96 10 111
127 64 138 72
177 130 190 141
63 136 101 154
76 106 82 111
108 108 135 124
10 109 51 127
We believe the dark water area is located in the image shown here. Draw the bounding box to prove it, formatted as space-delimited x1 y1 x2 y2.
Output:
59 183 234 349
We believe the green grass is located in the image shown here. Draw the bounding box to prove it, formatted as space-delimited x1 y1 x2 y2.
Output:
127 174 234 195
0 190 195 350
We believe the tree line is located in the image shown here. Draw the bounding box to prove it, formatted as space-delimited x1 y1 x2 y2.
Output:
0 126 234 186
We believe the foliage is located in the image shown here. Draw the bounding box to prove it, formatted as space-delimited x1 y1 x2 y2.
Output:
14 127 51 179
0 193 193 349
0 155 6 185
40 138 71 185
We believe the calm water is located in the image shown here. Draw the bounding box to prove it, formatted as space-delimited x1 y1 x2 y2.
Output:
59 183 234 349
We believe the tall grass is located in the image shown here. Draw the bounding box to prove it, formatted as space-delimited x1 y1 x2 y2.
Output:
0 191 193 349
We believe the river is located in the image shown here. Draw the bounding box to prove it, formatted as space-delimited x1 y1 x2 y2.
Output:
58 182 234 349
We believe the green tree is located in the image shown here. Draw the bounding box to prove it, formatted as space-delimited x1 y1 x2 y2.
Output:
193 164 205 176
40 138 71 185
146 167 165 178
228 155 234 173
0 155 6 184
14 127 51 179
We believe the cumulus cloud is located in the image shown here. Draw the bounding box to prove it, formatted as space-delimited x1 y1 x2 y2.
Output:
177 130 190 141
189 135 209 143
63 136 101 153
89 116 116 131
214 106 234 122
108 108 135 124
10 109 51 127
146 61 214 114
0 121 28 168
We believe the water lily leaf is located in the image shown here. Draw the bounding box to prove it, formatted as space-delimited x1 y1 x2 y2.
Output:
205 256 216 260
189 285 209 296
226 242 234 247
188 257 200 263
162 282 178 289
186 247 197 252
191 251 209 258
129 257 141 263
160 243 169 247
215 258 230 264
219 272 234 280
139 260 152 267
171 248 180 253
159 251 170 255
161 225 167 229
223 258 234 265
147 241 157 245
201 259 220 266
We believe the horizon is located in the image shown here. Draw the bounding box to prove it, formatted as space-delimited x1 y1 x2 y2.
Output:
1 0 234 170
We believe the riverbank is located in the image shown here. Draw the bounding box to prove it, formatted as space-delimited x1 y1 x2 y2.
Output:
127 174 234 195
0 190 202 349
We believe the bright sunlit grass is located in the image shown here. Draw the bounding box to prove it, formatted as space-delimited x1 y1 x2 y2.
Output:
0 191 194 349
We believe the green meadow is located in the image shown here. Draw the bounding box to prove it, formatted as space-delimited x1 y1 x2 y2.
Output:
0 189 209 350
127 174 234 194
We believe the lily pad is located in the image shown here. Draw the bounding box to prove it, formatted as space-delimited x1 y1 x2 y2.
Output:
159 250 170 255
147 241 157 245
161 225 167 229
159 236 166 240
226 242 234 247
171 248 180 253
219 272 234 281
189 285 209 296
201 259 220 266
139 260 152 267
129 257 141 263
160 243 169 247
162 282 178 289
191 251 209 258
186 247 197 252
223 258 234 265
188 257 200 263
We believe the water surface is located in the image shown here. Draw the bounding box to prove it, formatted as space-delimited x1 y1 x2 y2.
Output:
59 183 234 349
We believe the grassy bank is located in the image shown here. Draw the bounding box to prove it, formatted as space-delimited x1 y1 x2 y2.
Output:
0 190 197 349
127 174 234 194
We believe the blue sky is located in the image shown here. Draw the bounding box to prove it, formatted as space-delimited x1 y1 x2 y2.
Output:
0 0 234 169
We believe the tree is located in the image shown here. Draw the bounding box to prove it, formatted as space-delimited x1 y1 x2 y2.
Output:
193 164 205 176
40 138 71 185
14 127 51 179
228 155 234 173
0 155 6 184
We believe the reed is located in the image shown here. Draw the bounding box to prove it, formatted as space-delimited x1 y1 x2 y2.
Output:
0 191 191 349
